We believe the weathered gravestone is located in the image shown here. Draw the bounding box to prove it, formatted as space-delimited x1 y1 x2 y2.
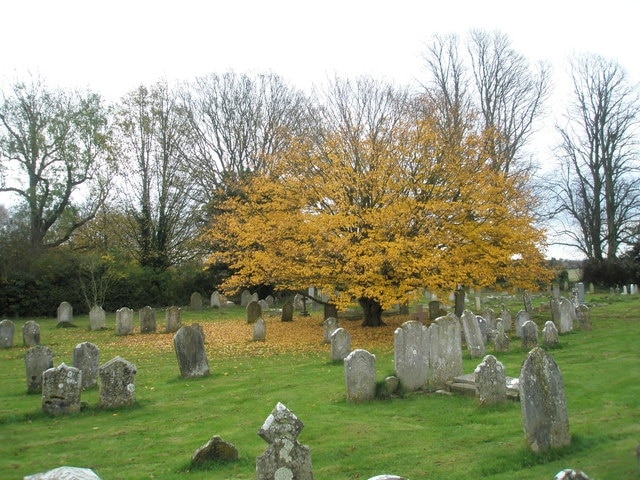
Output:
493 319 510 353
344 349 376 402
500 304 512 331
139 306 156 333
89 305 106 331
542 320 559 347
514 309 530 337
173 325 210 378
474 354 507 406
0 319 15 348
56 301 74 326
428 300 446 320
322 317 339 344
191 435 238 466
258 299 269 312
72 341 100 389
265 295 275 308
210 291 221 308
241 289 252 307
42 363 82 415
246 300 262 324
256 402 313 480
521 320 539 350
428 314 463 388
165 306 182 333
330 327 351 362
557 298 574 333
253 318 266 341
476 315 488 343
98 356 137 408
552 283 561 299
576 304 592 331
115 307 134 335
25 345 54 393
460 309 485 358
576 282 585 304
394 320 429 392
190 292 203 310
281 301 294 322
24 466 102 480
250 292 259 303
519 347 571 452
523 291 533 313
22 320 40 347
550 298 561 326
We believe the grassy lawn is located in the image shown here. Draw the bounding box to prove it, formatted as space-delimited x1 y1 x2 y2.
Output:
1 293 639 479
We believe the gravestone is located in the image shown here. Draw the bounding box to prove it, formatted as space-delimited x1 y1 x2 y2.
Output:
89 305 106 331
190 292 203 310
56 301 73 326
265 295 275 308
250 292 259 303
139 306 156 333
281 301 294 322
246 300 262 324
256 402 313 480
474 354 507 406
165 306 182 333
519 347 571 452
576 282 585 304
24 466 102 480
115 307 134 335
588 282 595 294
173 325 210 378
25 345 54 393
98 356 137 408
481 308 496 331
552 283 560 299
0 319 15 348
218 294 227 309
521 320 539 350
191 435 238 466
42 363 82 415
523 291 533 313
240 289 252 307
22 320 40 347
549 298 561 327
322 317 339 344
493 319 510 353
428 314 463 388
253 318 266 341
210 291 221 308
476 315 488 343
542 321 559 347
72 341 100 389
428 300 445 320
576 304 592 331
514 309 530 337
460 309 485 358
293 294 305 311
344 349 376 402
330 327 351 362
324 303 338 320
500 304 512 331
554 469 591 480
258 299 269 312
394 321 429 392
557 298 574 333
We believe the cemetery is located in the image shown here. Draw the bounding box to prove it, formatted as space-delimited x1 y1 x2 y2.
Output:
0 289 638 479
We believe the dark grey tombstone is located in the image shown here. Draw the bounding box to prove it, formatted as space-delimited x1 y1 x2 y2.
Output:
324 302 338 320
281 302 294 322
428 300 445 320
98 356 137 409
519 347 571 452
72 341 100 390
173 325 210 378
25 345 54 393
22 320 40 347
191 435 238 466
139 306 156 333
454 290 465 317
190 292 203 310
246 300 262 324
0 319 15 348
42 363 82 415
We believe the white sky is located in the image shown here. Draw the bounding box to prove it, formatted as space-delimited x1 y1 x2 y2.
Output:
2 0 639 259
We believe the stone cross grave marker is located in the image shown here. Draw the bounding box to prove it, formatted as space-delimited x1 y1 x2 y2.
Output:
42 363 82 415
173 325 210 378
115 307 134 335
474 354 507 406
394 320 429 392
89 305 106 331
330 327 351 362
72 341 100 390
344 349 376 402
98 356 137 409
25 345 54 393
22 320 40 347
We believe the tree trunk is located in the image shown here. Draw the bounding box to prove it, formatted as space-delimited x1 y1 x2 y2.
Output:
359 297 384 327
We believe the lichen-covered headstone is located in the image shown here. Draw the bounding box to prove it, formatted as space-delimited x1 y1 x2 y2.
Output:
89 305 106 331
56 301 74 326
514 309 530 337
393 320 429 392
253 318 266 341
493 319 510 353
139 306 156 333
500 304 512 331
0 319 15 348
115 307 134 335
330 327 351 362
25 345 54 393
519 347 571 452
550 298 561 327
42 363 82 415
557 298 574 333
542 320 559 347
98 356 137 408
460 309 485 358
344 349 376 402
240 289 252 307
165 306 182 333
521 320 538 350
576 304 591 331
173 325 210 378
22 320 40 347
246 300 261 324
322 317 338 344
428 313 462 388
72 341 100 389
191 435 238 466
474 354 507 406
256 402 313 480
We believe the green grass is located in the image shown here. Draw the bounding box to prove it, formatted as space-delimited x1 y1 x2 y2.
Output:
1 294 639 479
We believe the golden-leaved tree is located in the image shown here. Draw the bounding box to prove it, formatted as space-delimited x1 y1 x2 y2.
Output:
205 77 552 326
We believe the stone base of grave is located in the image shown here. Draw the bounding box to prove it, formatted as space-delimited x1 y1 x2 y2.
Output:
446 373 520 401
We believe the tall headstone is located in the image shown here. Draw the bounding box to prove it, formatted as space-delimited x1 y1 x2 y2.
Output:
240 289 252 307
265 295 275 308
56 301 73 326
576 304 592 331
0 319 15 348
460 309 485 358
514 309 530 338
42 363 82 415
542 321 559 347
253 318 266 341
576 282 585 304
322 317 339 344
190 292 203 310
344 349 376 402
22 320 40 347
552 283 560 299
281 302 294 322
173 325 210 378
210 291 221 308
521 320 539 350
330 327 351 362
519 347 571 452
428 314 463 388
72 341 100 390
256 402 313 480
500 304 512 331
139 306 156 333
523 292 533 313
25 345 54 393
89 305 106 331
165 306 182 333
393 321 429 392
557 298 574 333
549 298 561 327
258 299 269 312
493 319 510 353
98 356 137 408
115 307 134 335
474 354 507 406
246 300 262 324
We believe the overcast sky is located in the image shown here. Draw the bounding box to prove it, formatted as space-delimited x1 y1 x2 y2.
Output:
2 0 639 259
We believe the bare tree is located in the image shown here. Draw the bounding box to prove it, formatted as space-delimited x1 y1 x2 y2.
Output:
548 54 640 260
